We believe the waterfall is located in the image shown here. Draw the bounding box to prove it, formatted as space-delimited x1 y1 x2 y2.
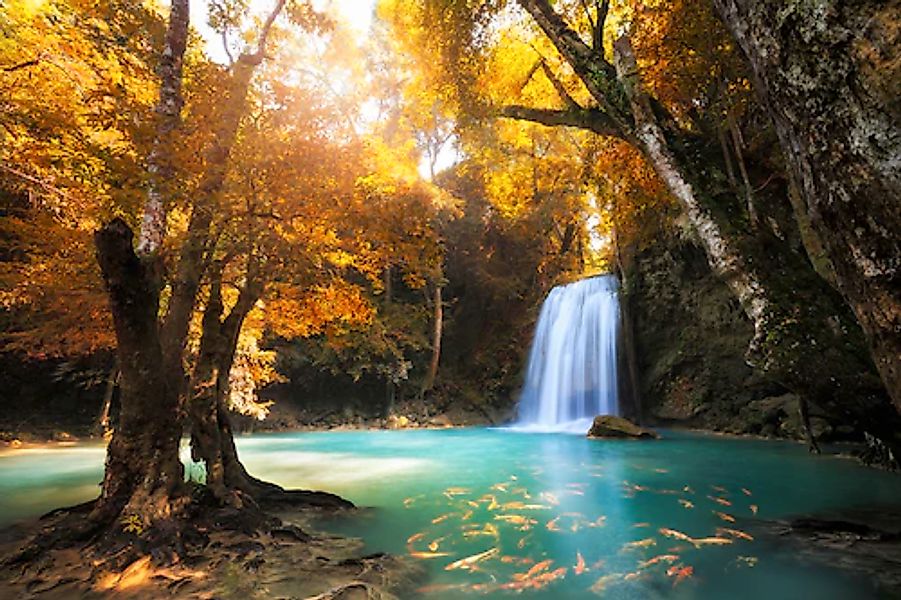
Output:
513 275 620 432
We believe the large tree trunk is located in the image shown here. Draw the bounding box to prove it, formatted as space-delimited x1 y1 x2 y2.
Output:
93 219 185 524
713 0 901 412
613 36 885 449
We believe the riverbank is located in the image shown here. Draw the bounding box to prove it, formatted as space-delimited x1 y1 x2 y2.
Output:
0 490 422 599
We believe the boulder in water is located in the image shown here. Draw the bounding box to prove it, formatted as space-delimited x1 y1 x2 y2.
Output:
587 415 660 439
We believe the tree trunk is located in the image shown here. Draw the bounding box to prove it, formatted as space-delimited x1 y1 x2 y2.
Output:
188 265 275 502
93 365 118 437
160 58 264 404
420 284 443 398
136 0 189 256
613 35 883 449
612 222 642 422
713 0 901 412
93 219 185 524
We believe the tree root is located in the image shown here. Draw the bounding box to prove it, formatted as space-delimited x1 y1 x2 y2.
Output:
306 581 376 600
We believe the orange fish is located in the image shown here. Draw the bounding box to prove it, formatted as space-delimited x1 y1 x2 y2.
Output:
638 554 680 568
708 495 732 507
546 517 562 532
491 483 509 492
431 513 453 524
514 559 552 580
712 485 728 493
678 499 695 509
500 555 533 565
428 536 447 551
742 488 752 496
717 527 754 541
622 538 656 551
713 511 736 523
462 523 499 539
530 567 567 589
407 532 425 545
692 536 733 547
495 514 536 529
633 522 651 528
574 551 588 575
659 528 694 543
750 504 759 515
667 564 694 586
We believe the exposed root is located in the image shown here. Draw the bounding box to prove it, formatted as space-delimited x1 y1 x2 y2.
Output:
0 485 417 599
305 581 376 599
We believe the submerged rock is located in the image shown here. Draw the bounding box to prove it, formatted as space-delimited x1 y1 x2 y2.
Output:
587 415 660 439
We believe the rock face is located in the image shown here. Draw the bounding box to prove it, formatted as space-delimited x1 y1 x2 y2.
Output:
625 232 899 443
587 415 660 439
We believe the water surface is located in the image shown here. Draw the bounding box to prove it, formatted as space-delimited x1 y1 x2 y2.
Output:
1 429 898 598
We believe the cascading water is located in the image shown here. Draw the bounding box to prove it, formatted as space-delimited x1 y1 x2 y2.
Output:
513 275 620 432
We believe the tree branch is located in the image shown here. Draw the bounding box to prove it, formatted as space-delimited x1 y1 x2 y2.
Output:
243 0 288 64
539 60 580 110
1 59 40 72
594 0 610 52
515 0 631 131
499 105 624 139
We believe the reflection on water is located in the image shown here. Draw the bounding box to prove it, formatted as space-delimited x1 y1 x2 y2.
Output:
1 429 899 598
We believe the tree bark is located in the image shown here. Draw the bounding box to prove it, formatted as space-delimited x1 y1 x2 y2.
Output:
93 219 185 524
188 263 275 502
713 0 901 412
136 0 189 256
420 284 443 398
93 365 119 437
160 57 264 402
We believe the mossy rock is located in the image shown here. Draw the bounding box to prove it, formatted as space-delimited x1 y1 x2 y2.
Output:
587 415 660 439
